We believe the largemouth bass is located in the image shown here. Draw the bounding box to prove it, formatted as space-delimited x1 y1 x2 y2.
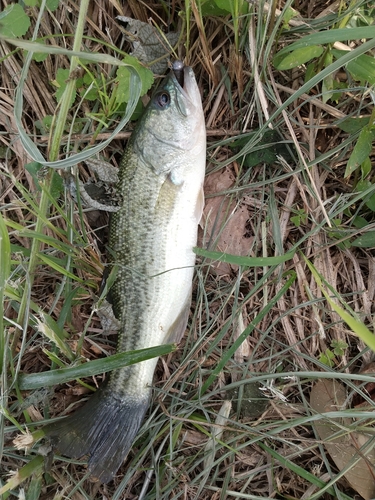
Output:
45 61 206 483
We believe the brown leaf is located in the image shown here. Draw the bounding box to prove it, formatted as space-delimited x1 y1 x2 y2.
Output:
183 429 207 446
200 167 252 276
26 405 43 422
310 379 375 500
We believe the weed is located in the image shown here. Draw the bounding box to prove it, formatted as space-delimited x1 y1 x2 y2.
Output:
1 0 375 498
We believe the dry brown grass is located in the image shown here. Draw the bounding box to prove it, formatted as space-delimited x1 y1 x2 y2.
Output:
1 0 375 498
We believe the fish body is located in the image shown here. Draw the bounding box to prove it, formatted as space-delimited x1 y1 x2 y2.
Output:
46 63 206 482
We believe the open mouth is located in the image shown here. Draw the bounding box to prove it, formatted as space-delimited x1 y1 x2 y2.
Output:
170 61 201 113
172 60 185 88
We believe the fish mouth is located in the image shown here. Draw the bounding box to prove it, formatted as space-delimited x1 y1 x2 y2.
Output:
172 60 185 87
171 60 201 109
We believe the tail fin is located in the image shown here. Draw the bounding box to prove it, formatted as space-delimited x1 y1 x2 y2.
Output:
45 383 151 483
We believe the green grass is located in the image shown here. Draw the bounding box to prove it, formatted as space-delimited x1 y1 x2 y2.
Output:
1 0 375 498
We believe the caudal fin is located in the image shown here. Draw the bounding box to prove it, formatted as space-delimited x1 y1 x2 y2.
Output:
44 383 150 483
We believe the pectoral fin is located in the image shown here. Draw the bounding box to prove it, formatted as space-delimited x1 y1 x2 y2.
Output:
154 175 180 217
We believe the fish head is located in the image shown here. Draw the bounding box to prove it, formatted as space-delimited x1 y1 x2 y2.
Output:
133 62 206 178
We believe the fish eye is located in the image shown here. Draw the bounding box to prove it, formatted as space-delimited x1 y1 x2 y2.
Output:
154 91 171 109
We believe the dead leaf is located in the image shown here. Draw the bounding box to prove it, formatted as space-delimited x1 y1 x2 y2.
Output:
310 379 375 500
183 429 207 446
116 16 179 74
26 405 43 422
200 167 252 276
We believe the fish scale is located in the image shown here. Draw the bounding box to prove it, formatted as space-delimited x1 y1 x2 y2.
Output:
45 62 206 483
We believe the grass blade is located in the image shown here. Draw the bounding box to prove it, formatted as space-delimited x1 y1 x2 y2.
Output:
0 212 11 373
258 442 352 500
0 455 44 495
18 344 176 390
194 247 295 266
199 271 296 396
303 255 375 352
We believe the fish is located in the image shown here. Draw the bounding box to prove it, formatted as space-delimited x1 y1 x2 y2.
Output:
44 61 206 483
